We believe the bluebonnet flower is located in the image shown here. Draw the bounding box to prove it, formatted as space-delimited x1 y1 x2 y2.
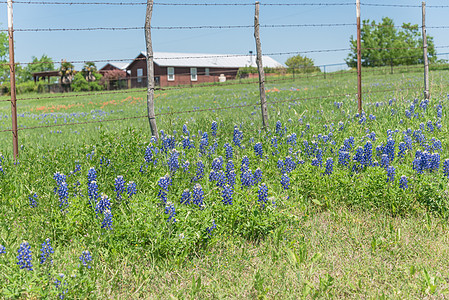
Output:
40 238 54 265
158 175 170 203
95 194 111 217
385 138 395 163
199 133 209 154
277 159 285 173
399 175 408 190
254 142 263 158
287 133 297 146
224 143 233 160
285 156 296 173
211 157 223 172
0 244 5 254
430 153 440 171
271 136 279 155
338 150 350 167
209 170 219 182
258 183 268 208
165 203 176 223
168 149 180 174
145 142 159 165
53 172 66 186
17 241 33 271
126 181 136 199
88 181 99 207
398 142 406 158
211 121 218 137
233 126 243 148
79 250 93 268
226 160 234 175
182 135 195 150
114 176 125 200
193 161 205 181
87 167 96 183
380 154 389 169
353 146 366 167
182 160 190 173
180 189 191 205
275 120 282 135
254 168 263 184
54 273 68 299
58 182 69 211
324 158 333 175
182 124 189 135
316 148 323 166
386 166 395 183
28 193 38 208
241 156 250 173
427 120 434 132
206 220 217 236
364 141 373 166
338 121 344 131
444 159 449 178
281 174 290 190
227 170 236 187
311 158 320 167
241 169 254 188
192 184 204 207
101 210 113 230
222 185 233 205
216 171 227 188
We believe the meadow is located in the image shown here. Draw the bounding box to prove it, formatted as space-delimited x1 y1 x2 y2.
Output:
1 68 449 298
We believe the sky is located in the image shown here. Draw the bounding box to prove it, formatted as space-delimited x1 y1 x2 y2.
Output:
1 0 449 72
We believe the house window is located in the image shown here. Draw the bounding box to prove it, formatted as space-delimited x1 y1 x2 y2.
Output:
205 68 210 76
137 68 143 83
190 67 197 81
167 67 175 81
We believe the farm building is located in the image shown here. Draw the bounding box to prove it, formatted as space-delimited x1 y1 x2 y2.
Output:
126 52 283 88
98 62 129 90
98 62 129 76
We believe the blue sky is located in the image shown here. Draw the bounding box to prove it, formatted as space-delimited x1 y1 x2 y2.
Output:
1 0 449 72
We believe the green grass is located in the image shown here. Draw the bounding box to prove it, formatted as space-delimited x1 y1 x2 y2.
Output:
1 67 449 298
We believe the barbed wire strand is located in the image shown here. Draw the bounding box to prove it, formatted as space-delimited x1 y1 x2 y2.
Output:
0 1 355 6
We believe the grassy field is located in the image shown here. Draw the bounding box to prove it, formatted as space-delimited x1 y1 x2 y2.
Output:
1 68 449 298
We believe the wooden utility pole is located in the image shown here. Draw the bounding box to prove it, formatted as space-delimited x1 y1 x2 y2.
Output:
254 1 269 129
422 1 430 99
356 0 362 114
145 0 159 139
7 0 18 160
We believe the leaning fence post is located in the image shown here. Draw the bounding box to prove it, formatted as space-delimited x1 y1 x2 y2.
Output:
254 1 269 130
7 0 18 160
145 0 159 139
422 1 430 99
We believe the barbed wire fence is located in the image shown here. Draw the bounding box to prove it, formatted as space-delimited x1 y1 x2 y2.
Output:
0 0 446 159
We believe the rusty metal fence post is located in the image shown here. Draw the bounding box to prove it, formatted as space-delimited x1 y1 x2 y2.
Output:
7 0 19 160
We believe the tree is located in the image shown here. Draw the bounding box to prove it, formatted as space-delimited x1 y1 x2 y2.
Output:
19 54 55 83
0 31 9 84
285 54 320 73
346 17 436 67
81 61 97 82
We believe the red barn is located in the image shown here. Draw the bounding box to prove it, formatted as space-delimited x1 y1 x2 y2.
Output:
126 52 283 88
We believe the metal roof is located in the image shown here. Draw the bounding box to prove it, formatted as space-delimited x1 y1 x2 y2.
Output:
100 62 129 71
140 52 283 68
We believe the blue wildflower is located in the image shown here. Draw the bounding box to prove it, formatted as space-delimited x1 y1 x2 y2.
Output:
165 203 176 223
114 176 125 200
386 166 396 183
254 168 263 184
101 209 113 230
258 183 268 208
158 175 170 203
380 154 389 169
211 121 218 137
79 250 92 268
241 156 250 173
241 169 254 188
40 238 54 265
0 244 5 254
88 181 99 207
224 143 233 160
281 174 290 190
58 182 69 211
222 185 233 205
399 175 408 190
444 159 449 178
28 193 38 208
17 242 33 271
180 189 191 205
285 156 296 173
324 158 333 175
87 167 97 183
192 184 204 207
254 142 263 158
126 181 137 198
206 220 217 237
168 149 180 174
95 194 111 217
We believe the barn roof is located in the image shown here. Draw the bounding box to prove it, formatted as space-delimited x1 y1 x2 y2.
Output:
133 52 283 69
99 62 129 71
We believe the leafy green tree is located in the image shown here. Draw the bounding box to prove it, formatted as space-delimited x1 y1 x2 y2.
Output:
81 62 98 82
17 54 55 83
285 54 320 73
0 31 9 84
346 17 436 67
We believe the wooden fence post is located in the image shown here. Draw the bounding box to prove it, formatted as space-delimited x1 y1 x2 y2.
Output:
145 0 159 139
254 1 269 130
422 1 430 99
356 0 362 114
7 0 18 160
